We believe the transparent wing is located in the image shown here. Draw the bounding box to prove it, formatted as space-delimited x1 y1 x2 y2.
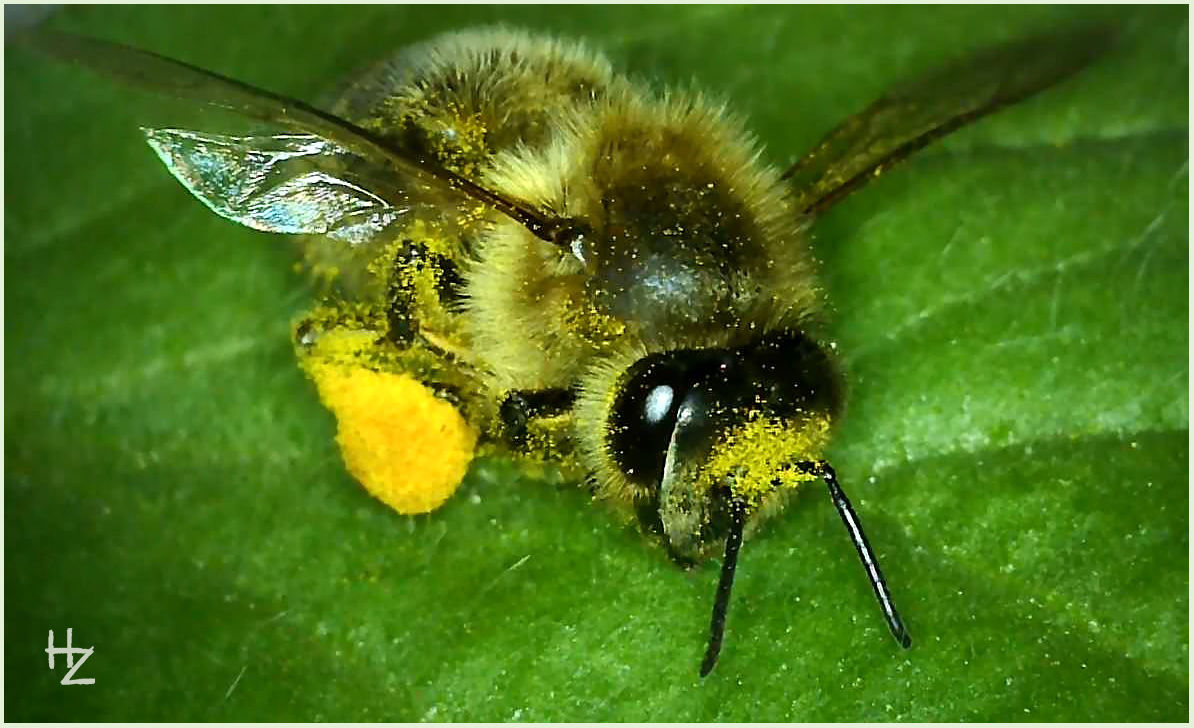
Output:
145 129 413 245
26 29 563 243
784 25 1114 216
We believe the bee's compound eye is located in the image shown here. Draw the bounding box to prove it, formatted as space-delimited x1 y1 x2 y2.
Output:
608 357 687 488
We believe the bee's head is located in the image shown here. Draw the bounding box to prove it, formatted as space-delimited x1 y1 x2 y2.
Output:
606 330 842 562
601 329 909 676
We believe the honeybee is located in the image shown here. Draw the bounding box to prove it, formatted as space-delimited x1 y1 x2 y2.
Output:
30 24 1109 676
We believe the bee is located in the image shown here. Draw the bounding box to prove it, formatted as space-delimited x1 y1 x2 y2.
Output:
29 23 1109 676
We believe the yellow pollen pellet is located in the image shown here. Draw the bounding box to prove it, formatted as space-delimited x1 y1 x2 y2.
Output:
307 364 477 514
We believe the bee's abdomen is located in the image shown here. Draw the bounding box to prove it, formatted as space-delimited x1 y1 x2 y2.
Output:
328 27 622 175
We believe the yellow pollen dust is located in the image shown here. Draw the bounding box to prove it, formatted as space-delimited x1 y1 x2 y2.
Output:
701 412 833 506
303 358 477 515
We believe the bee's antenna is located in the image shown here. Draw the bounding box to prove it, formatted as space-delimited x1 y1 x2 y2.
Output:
699 497 747 677
798 460 911 648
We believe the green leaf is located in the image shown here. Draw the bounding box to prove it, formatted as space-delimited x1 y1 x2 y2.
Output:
6 5 1187 721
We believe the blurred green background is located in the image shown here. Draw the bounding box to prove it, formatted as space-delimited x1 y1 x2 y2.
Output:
5 5 1188 721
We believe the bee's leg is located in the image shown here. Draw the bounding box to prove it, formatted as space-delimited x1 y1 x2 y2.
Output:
293 308 385 350
385 239 424 344
385 239 465 345
499 388 576 451
425 381 465 408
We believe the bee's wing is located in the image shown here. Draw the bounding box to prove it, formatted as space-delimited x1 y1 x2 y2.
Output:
27 30 561 244
785 26 1113 216
142 129 425 245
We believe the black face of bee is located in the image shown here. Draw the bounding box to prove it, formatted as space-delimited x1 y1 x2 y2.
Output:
608 330 842 558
